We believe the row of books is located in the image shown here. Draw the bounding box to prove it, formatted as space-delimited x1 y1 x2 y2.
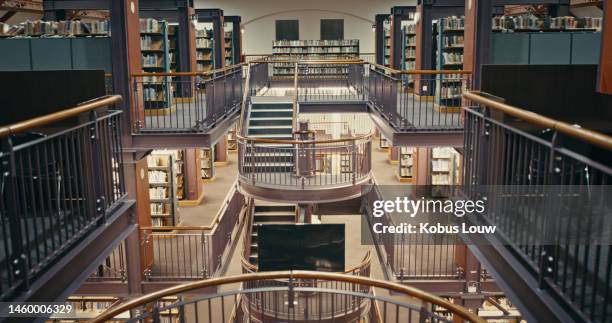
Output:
143 88 167 102
196 38 213 48
151 203 170 215
439 85 462 100
443 35 464 48
141 36 163 50
274 67 350 74
150 187 169 200
142 54 164 67
492 15 603 31
196 28 213 38
441 16 465 31
0 20 110 37
273 47 358 54
140 18 164 33
441 52 463 65
149 171 169 184
404 23 416 35
273 39 359 47
405 47 416 59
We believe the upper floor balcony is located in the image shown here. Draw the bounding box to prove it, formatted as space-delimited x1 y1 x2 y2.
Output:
0 95 134 302
459 91 612 323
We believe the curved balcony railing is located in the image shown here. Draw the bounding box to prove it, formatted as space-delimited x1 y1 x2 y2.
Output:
91 271 485 323
237 134 373 191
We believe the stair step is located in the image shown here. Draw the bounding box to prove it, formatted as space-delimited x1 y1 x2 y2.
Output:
248 125 293 129
255 205 295 212
248 134 293 138
250 108 293 112
250 117 292 121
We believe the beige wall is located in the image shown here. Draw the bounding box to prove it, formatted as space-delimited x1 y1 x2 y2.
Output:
195 0 416 54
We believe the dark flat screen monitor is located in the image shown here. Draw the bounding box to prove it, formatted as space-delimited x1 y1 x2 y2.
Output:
258 224 345 272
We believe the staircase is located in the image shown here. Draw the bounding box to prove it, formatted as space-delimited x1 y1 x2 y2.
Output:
248 202 296 266
244 97 295 174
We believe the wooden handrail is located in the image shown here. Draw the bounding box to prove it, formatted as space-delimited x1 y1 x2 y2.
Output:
131 62 245 77
0 95 122 138
238 63 252 136
237 132 373 145
91 271 485 323
463 91 612 151
368 61 472 75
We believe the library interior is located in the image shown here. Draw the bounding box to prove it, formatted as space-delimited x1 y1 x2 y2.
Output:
0 0 611 322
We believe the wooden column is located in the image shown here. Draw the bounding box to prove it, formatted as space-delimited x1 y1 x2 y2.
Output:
599 1 612 94
215 137 228 164
183 149 204 204
388 147 399 164
416 147 430 185
463 0 492 89
134 156 152 284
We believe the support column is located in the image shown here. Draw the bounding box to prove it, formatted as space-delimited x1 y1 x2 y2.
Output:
388 147 399 164
178 6 197 97
110 0 143 295
464 0 492 89
375 14 388 65
183 149 204 203
416 147 430 185
599 1 612 94
215 137 228 164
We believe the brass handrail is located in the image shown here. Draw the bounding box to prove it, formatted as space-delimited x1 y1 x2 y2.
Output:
368 61 472 75
463 91 612 151
90 271 485 323
238 63 253 136
237 132 373 145
131 62 245 77
0 95 122 138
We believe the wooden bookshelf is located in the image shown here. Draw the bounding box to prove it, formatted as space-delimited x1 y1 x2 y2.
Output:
200 148 214 181
140 18 173 111
272 39 359 76
430 147 460 185
224 26 235 66
227 125 238 151
148 152 180 230
196 24 214 73
397 147 415 182
383 18 391 67
401 23 416 88
379 136 390 151
435 16 464 113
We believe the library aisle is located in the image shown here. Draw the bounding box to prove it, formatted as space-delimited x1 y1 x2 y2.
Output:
179 152 239 227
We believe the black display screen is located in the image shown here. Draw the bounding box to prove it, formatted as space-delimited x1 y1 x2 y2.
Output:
258 224 345 272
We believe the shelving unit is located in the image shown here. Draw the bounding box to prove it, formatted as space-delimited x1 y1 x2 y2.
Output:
157 297 181 323
340 153 352 174
223 25 235 66
401 22 417 88
272 39 359 76
172 150 185 201
397 147 415 182
379 136 390 151
227 125 238 151
435 16 464 113
383 18 391 67
430 147 461 185
147 152 179 230
167 23 180 97
140 18 173 111
196 25 214 72
200 148 215 181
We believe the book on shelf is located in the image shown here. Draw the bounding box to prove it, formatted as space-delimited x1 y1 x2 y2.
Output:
398 147 415 179
492 15 603 31
200 148 214 179
272 39 359 76
140 19 173 108
148 152 179 228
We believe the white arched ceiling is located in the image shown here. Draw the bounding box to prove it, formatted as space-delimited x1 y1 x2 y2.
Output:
195 0 412 54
